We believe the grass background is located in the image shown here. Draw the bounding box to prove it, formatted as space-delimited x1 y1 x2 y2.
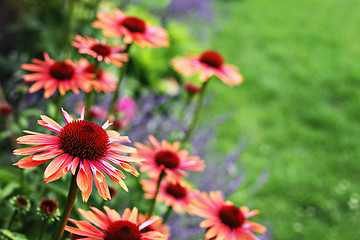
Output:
200 0 360 239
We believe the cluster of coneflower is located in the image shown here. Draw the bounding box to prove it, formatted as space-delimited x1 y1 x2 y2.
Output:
6 4 266 240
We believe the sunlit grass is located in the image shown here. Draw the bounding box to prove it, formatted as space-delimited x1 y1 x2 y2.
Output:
201 0 360 239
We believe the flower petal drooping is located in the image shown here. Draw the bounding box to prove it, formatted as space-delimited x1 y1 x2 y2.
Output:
65 207 167 240
189 191 267 240
21 53 93 98
73 35 128 67
93 9 169 48
132 135 206 183
13 108 143 202
172 50 243 87
141 176 200 215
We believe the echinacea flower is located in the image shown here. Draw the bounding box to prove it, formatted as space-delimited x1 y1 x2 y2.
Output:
189 191 267 240
184 81 202 94
72 35 128 67
0 101 13 116
141 177 199 214
171 50 243 87
13 108 143 202
65 206 167 240
38 198 60 222
76 103 108 122
132 135 205 183
21 53 93 98
10 195 31 214
92 9 169 48
79 58 116 93
112 96 137 130
138 213 170 239
39 198 58 215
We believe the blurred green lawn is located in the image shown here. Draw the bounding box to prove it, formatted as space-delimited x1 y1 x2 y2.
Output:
201 0 360 239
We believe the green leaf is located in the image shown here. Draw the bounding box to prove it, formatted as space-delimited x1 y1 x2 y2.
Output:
0 168 20 183
0 182 19 201
0 229 28 240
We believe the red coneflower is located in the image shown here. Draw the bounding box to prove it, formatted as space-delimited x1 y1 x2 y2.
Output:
92 9 169 48
141 177 199 214
65 206 167 240
39 198 59 215
138 213 170 239
13 108 143 202
72 35 128 67
189 191 267 240
78 58 116 93
21 52 93 98
172 50 243 87
132 135 205 183
0 102 13 116
184 81 202 95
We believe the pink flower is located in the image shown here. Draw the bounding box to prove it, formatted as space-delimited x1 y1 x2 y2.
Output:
21 53 93 98
141 177 199 214
112 96 137 130
78 58 117 93
138 213 170 239
92 9 169 48
65 206 167 240
189 191 267 240
72 35 128 67
184 81 202 94
172 50 243 87
132 135 205 183
13 108 143 202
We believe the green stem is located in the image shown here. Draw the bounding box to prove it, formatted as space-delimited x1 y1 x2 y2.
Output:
85 61 100 119
177 92 194 133
38 218 49 240
53 173 79 240
5 114 24 193
147 171 165 216
54 94 64 123
162 206 172 223
108 44 132 118
8 210 18 230
63 0 76 59
181 81 209 144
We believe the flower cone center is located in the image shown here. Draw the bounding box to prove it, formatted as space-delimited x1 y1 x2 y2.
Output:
15 196 29 208
105 220 141 240
165 182 187 199
90 44 111 56
155 150 180 169
200 50 224 68
59 120 109 161
49 62 75 80
218 205 245 229
122 17 146 33
40 199 58 215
